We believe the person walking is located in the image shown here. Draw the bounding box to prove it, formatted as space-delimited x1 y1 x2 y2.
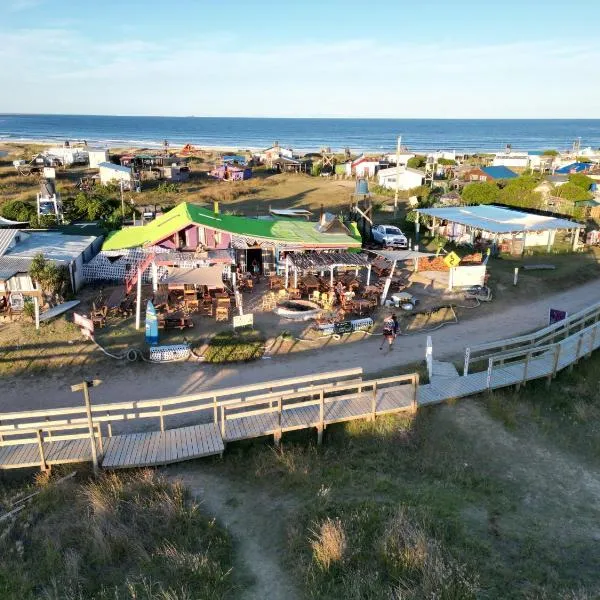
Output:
380 314 399 352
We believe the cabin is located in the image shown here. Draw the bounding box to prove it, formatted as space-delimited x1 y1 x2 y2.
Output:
209 164 252 181
492 152 530 168
98 162 134 187
83 201 362 283
377 167 425 190
0 229 102 296
88 148 110 168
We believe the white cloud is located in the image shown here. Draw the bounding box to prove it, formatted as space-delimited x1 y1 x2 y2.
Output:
6 0 44 12
0 27 599 118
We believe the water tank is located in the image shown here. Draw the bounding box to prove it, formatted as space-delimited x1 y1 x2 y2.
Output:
39 178 56 198
355 178 369 195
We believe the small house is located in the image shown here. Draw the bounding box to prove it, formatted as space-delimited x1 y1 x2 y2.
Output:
88 148 110 169
0 230 102 295
492 152 530 168
98 162 134 187
377 167 425 190
352 156 385 178
556 162 593 175
271 156 311 174
463 166 517 182
209 164 252 181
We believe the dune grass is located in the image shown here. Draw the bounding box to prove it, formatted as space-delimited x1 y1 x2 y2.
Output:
0 469 234 600
202 330 265 363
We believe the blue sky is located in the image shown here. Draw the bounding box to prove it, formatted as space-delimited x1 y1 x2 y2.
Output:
1 0 599 118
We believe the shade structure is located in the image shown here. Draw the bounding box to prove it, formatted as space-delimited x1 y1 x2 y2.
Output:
163 266 225 289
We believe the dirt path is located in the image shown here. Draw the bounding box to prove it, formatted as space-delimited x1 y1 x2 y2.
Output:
169 465 300 600
2 278 600 411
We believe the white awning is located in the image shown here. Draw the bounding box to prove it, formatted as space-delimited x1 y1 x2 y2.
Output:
163 265 225 288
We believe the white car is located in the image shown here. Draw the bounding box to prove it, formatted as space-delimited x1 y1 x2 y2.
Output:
372 225 408 249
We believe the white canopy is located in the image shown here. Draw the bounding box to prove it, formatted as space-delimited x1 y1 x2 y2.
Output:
163 266 225 289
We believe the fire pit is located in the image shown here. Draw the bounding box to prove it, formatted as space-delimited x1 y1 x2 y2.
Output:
275 299 322 321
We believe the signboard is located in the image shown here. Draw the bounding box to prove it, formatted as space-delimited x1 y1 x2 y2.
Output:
145 300 159 345
549 308 568 326
448 265 486 290
73 312 94 339
233 313 254 329
443 251 461 268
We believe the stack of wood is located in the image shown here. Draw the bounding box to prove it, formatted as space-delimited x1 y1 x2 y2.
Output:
417 256 449 271
371 256 392 277
461 253 483 264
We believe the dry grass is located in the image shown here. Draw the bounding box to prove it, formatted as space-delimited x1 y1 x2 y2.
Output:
0 469 234 600
309 518 347 571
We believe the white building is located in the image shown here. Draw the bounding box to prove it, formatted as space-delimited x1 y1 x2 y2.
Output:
98 162 133 186
0 230 102 294
383 152 415 166
492 152 530 168
88 148 110 168
46 146 88 166
428 150 457 162
377 167 425 190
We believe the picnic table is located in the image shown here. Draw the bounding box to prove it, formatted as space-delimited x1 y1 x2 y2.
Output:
350 299 373 316
158 312 194 330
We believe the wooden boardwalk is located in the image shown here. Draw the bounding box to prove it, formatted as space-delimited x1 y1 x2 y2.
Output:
0 370 417 472
2 311 598 473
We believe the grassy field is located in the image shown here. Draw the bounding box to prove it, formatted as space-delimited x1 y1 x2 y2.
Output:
196 352 600 599
0 143 392 218
0 469 234 600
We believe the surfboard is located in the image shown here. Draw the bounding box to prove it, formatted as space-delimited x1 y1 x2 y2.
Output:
39 300 81 322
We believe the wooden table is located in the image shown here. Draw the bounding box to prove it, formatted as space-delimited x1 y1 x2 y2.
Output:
351 299 372 316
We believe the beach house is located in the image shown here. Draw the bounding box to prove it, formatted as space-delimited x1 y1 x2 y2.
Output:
377 167 425 190
209 163 252 181
492 151 530 169
463 166 518 182
83 202 361 284
88 148 110 168
98 162 134 187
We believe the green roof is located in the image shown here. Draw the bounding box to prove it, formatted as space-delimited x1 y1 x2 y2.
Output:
103 202 361 251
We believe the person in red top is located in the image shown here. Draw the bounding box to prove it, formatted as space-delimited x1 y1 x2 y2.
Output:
379 314 399 352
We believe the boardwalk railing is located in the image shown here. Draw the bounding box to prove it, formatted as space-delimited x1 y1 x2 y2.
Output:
0 368 419 471
463 300 600 375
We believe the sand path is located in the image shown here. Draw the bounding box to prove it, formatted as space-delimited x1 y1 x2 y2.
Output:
1 278 600 411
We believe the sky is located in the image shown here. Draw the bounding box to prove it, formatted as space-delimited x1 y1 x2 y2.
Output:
0 0 599 118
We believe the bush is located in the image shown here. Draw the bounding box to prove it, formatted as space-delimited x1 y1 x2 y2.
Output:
202 330 265 363
310 518 347 571
0 200 36 222
29 253 71 301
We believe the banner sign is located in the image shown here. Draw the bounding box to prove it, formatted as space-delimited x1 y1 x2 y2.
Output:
73 312 94 339
448 265 486 290
549 308 568 326
233 313 254 329
145 300 159 345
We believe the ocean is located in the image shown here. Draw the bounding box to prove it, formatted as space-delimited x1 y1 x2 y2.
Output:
1 114 600 154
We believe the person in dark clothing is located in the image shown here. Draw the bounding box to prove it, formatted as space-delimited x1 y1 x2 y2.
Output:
379 314 399 352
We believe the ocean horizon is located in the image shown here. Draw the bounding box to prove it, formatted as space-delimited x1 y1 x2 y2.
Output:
1 114 600 154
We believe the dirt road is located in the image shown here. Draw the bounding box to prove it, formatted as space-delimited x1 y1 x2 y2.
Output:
1 279 599 412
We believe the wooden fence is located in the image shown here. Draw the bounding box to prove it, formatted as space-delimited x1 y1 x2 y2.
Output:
463 300 600 375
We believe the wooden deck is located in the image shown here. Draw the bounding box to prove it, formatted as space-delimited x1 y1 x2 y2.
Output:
0 438 95 470
102 423 224 469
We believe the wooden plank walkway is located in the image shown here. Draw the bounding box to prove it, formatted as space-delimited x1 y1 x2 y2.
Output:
101 423 224 469
0 438 95 470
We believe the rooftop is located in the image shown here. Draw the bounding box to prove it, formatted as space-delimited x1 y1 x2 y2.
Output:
481 166 518 180
98 162 132 173
556 162 593 174
4 231 98 263
418 205 580 234
103 202 361 251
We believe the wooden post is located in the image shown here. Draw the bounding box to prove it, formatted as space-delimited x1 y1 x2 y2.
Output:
463 347 470 376
317 389 324 445
151 261 158 292
274 397 282 447
412 373 419 412
330 265 334 288
521 351 531 387
573 335 584 369
371 381 377 420
107 414 113 438
551 344 561 379
293 266 298 289
71 379 102 476
36 429 48 472
285 257 289 289
95 424 104 454
486 358 493 389
213 396 218 424
135 265 142 330
34 296 40 330
159 402 165 432
588 324 598 358
82 382 99 475
366 264 372 286
220 405 226 438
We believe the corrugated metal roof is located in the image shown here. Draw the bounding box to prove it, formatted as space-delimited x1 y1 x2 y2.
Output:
481 166 518 180
98 162 132 174
418 206 580 234
0 256 34 273
0 269 18 281
0 229 19 257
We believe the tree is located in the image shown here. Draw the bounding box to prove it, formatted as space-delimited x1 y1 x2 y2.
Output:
437 158 456 166
556 182 592 202
0 200 36 222
461 182 500 205
542 149 559 156
498 176 542 209
568 173 593 192
407 156 426 169
29 253 70 304
575 156 592 163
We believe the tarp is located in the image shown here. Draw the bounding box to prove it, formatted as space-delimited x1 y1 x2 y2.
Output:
0 217 28 226
163 265 225 288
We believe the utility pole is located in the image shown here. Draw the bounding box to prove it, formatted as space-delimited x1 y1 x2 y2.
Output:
394 135 401 215
71 379 102 475
120 180 124 219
